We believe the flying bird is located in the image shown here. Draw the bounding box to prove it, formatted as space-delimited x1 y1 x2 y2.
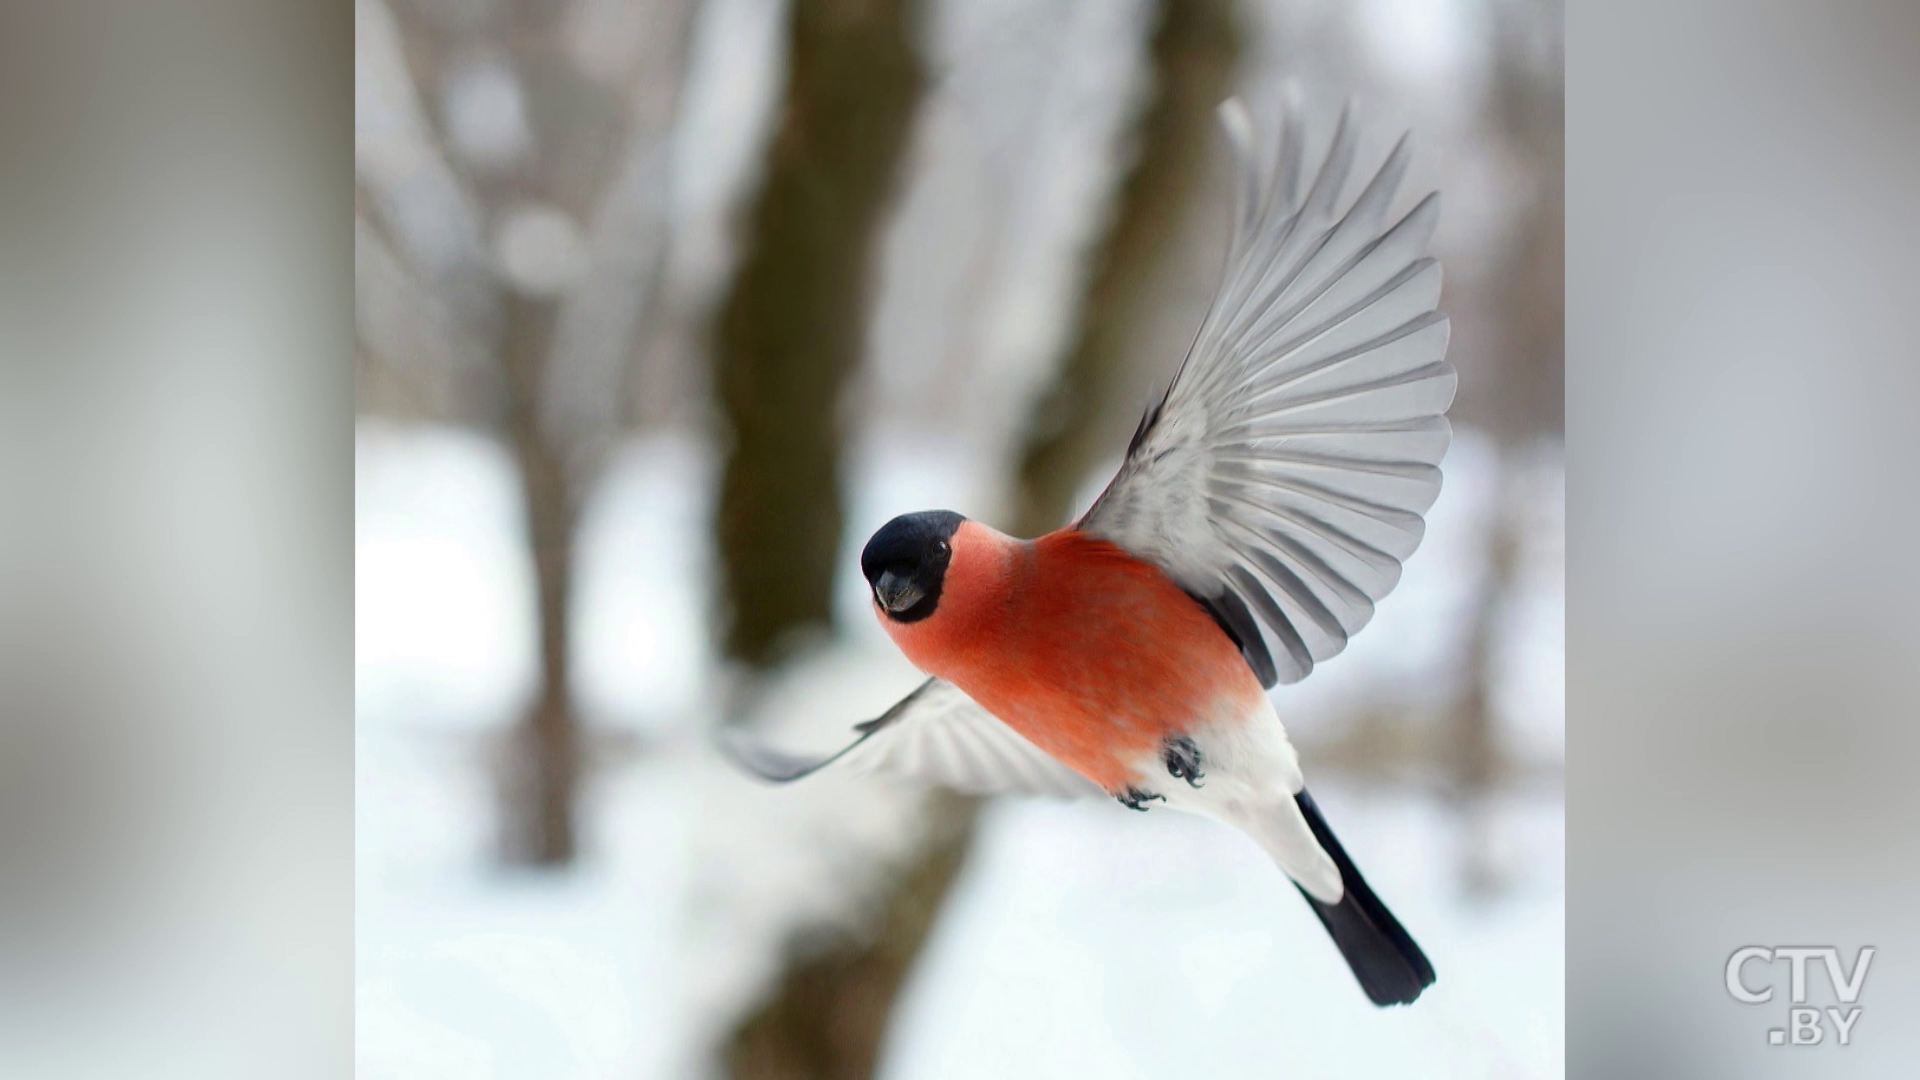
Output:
726 100 1454 1007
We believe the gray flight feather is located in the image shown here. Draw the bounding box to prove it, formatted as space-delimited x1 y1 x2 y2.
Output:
1078 99 1456 687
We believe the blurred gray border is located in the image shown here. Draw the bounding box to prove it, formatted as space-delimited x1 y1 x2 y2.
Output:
1569 1 1920 1075
2 1 353 1075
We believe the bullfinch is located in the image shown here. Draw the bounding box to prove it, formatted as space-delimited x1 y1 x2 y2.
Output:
728 100 1453 1007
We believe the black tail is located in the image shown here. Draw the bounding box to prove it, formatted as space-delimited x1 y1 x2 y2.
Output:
1292 789 1436 1007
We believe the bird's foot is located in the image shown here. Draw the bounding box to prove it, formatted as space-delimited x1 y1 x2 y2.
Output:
1117 786 1164 812
1162 734 1204 788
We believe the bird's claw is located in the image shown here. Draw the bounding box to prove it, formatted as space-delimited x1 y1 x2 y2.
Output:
1117 787 1164 811
1162 735 1204 788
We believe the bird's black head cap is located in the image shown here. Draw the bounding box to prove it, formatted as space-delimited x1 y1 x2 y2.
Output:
860 510 965 623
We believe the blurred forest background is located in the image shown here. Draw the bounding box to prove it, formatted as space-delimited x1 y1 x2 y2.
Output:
355 0 1563 1076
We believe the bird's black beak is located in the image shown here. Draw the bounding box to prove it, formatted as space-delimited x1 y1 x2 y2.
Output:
873 570 925 613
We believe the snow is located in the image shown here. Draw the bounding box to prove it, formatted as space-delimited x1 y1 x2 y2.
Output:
355 423 534 733
884 788 1563 1080
573 434 719 735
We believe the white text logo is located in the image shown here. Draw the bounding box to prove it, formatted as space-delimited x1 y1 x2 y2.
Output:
1725 946 1874 1047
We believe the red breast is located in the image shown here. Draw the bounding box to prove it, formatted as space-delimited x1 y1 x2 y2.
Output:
878 520 1264 792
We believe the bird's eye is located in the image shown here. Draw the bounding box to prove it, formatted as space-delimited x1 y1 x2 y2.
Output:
934 540 950 557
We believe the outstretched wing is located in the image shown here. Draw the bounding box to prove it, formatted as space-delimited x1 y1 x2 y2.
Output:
721 676 1102 799
1079 101 1456 688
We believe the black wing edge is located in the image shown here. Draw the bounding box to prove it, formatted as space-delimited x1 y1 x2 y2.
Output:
713 676 938 783
1186 587 1279 689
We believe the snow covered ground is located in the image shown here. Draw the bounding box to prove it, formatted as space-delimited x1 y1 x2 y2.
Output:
355 421 1564 1080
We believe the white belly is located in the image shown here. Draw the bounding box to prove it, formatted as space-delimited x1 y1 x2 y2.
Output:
1129 695 1343 904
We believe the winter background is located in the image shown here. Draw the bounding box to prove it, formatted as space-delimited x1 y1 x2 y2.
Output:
355 0 1563 1077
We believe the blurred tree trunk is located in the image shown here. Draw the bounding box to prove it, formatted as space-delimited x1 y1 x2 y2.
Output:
499 290 581 865
358 0 697 866
713 0 927 670
721 3 1237 1077
1449 0 1563 894
485 0 697 867
726 792 974 1080
714 0 928 1075
1486 0 1565 443
1011 0 1239 538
